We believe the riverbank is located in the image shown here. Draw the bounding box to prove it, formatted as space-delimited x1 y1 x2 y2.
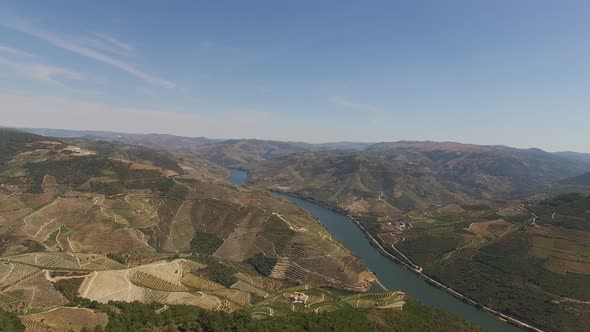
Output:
272 190 544 332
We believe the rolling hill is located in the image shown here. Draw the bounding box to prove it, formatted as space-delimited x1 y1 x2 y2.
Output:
247 140 590 331
190 139 319 170
391 193 590 332
249 141 590 216
18 127 223 150
0 129 383 330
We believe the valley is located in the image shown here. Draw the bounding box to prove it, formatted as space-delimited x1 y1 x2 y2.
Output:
2 128 590 331
4 2 589 331
246 143 590 332
0 129 484 332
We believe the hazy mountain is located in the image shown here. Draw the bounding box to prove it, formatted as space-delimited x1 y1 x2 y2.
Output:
560 171 590 185
190 139 319 170
15 128 374 169
249 150 475 215
249 141 590 216
366 141 590 193
315 141 374 150
17 127 224 149
554 151 590 166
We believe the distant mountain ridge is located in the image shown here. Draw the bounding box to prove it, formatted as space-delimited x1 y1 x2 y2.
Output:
16 127 224 150
561 171 590 185
10 127 590 173
249 141 590 214
554 151 590 166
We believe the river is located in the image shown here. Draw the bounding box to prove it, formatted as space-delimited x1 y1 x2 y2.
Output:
227 169 522 332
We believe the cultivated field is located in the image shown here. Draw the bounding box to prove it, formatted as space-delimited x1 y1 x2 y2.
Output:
20 306 108 331
530 226 590 275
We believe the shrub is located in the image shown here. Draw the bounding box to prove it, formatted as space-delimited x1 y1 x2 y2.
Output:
246 255 278 277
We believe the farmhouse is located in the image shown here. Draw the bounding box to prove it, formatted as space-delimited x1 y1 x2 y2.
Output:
288 292 309 304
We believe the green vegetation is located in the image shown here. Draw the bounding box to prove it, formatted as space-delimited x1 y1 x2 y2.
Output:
246 255 278 277
65 297 480 332
0 309 24 331
54 278 85 302
0 129 47 166
74 139 184 174
25 155 110 193
534 193 590 231
190 233 223 255
154 177 175 193
193 256 238 287
425 231 590 331
397 234 459 266
461 204 491 211
386 192 590 331
106 253 127 265
259 215 294 256
125 146 183 174
165 183 190 200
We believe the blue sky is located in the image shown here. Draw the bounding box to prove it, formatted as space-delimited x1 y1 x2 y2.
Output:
1 1 589 152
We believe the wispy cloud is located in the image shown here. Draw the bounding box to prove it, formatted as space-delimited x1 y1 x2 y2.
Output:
331 97 383 114
0 44 37 58
0 17 174 88
0 56 83 84
93 33 134 54
76 33 135 56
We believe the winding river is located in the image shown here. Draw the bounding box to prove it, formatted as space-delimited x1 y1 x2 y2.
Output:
227 169 522 332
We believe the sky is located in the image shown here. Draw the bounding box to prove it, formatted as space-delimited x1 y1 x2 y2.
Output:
1 1 589 152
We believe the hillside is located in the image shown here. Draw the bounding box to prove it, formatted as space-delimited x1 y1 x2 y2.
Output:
561 171 590 185
191 139 319 170
16 128 375 170
18 127 224 150
249 141 590 216
387 193 590 332
0 292 482 332
249 150 475 216
366 141 589 194
248 141 590 331
0 129 382 330
554 151 590 166
4 130 588 330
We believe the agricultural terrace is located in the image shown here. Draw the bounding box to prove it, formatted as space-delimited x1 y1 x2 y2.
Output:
20 307 107 331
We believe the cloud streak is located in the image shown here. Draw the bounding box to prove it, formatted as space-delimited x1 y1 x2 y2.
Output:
93 33 134 54
0 44 37 57
0 56 83 84
0 18 174 88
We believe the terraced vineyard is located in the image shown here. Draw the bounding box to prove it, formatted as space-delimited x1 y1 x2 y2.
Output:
343 291 406 309
210 288 251 306
143 289 170 303
130 271 187 292
2 253 124 271
20 307 108 331
0 262 41 291
0 289 31 312
180 273 224 291
22 320 57 332
231 280 268 298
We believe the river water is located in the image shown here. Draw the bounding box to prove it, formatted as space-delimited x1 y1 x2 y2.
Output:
227 169 522 332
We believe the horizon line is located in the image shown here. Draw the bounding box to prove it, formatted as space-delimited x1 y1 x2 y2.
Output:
3 125 589 154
